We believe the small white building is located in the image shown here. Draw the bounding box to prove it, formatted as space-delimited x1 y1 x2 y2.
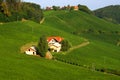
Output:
25 46 37 55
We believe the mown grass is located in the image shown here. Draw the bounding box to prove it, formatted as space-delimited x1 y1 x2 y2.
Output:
54 40 120 73
44 9 120 76
47 10 120 76
44 10 120 45
1 55 120 80
0 21 86 80
44 10 120 31
0 10 120 79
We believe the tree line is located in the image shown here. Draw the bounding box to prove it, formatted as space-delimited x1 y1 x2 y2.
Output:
46 4 93 14
0 0 43 23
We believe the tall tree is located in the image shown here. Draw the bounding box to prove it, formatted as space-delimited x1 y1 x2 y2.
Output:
0 1 43 23
1 1 10 16
37 35 48 57
5 0 21 11
0 0 3 11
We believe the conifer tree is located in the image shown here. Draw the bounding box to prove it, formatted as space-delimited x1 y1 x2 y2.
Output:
37 35 48 57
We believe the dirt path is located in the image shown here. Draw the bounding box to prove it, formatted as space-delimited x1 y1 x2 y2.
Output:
40 18 45 24
66 41 90 53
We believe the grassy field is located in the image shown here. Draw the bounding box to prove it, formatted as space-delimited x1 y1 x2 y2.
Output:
44 10 120 44
44 10 120 75
54 40 120 70
0 10 120 79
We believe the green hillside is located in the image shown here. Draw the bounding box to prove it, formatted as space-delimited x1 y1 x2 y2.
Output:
44 10 120 44
0 10 120 79
94 5 120 24
44 10 120 75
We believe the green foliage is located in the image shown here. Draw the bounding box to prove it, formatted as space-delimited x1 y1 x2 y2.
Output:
70 6 74 11
61 39 71 51
94 5 120 24
78 4 93 14
5 0 21 11
52 6 60 11
0 12 6 21
1 2 10 16
0 1 43 23
37 35 48 57
22 2 43 23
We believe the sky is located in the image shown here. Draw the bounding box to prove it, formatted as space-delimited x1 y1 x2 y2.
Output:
23 0 120 10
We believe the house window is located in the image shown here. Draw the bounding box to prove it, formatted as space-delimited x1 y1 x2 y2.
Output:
54 50 57 52
33 52 34 55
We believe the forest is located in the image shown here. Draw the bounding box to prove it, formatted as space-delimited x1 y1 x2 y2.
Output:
0 0 43 23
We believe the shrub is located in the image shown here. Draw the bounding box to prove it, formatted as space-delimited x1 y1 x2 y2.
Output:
60 39 71 51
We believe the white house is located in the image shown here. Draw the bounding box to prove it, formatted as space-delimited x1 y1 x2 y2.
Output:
47 36 63 52
25 46 37 55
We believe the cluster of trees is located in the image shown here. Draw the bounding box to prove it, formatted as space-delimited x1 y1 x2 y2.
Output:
52 5 74 11
0 0 21 16
0 0 43 23
46 4 92 14
94 5 120 24
78 4 93 14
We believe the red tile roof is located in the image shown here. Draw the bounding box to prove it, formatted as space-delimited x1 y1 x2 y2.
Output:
74 6 78 10
47 36 63 42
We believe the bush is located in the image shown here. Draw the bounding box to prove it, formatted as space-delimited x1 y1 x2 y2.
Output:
60 39 71 51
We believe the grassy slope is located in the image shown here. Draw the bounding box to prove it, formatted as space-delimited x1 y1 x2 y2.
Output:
44 10 120 44
55 40 120 70
0 21 84 80
94 5 120 24
44 10 120 72
0 10 120 80
44 10 120 31
1 21 114 80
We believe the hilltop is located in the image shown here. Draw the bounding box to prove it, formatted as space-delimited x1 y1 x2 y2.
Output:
94 5 120 24
0 9 120 79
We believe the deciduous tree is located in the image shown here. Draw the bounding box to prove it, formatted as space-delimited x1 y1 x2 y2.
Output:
61 39 71 51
